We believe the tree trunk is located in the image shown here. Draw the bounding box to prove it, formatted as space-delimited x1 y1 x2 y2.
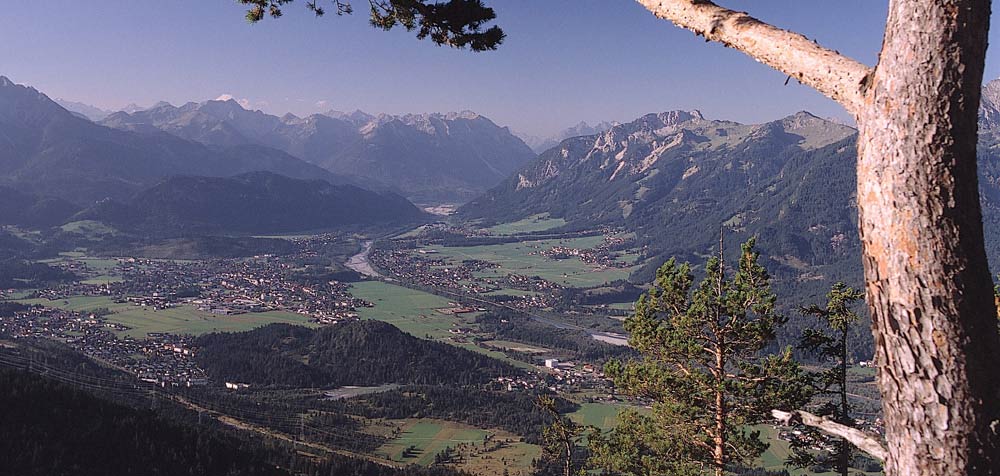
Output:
855 1 1000 474
563 437 572 476
838 331 849 476
635 0 1000 473
714 348 725 476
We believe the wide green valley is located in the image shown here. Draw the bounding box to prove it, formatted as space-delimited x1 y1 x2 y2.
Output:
4 2 1000 476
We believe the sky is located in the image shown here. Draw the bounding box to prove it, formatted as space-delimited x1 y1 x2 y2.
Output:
2 1 999 137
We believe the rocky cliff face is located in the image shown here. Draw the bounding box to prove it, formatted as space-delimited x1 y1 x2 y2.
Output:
980 78 1000 130
461 109 863 286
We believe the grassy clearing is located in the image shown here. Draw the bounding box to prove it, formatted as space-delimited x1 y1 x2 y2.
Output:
349 281 474 340
418 234 636 288
755 425 883 476
483 289 542 297
568 403 626 429
375 419 539 476
15 295 313 338
483 340 550 354
60 220 119 239
80 275 124 285
349 281 533 368
486 214 567 235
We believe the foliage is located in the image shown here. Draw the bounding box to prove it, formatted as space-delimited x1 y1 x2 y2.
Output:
598 239 811 476
194 321 518 387
238 0 504 51
536 395 590 476
330 384 574 443
78 172 423 236
0 258 78 289
475 310 635 362
0 301 30 317
789 282 866 475
0 368 286 476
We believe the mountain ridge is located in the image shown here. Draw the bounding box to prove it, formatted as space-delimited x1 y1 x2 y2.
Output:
73 171 425 235
0 76 362 206
100 99 537 203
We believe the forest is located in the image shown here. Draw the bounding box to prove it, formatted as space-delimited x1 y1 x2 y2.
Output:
194 321 519 387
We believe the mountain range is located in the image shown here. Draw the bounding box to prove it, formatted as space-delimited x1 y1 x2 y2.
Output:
54 98 112 121
0 76 354 206
517 120 619 153
0 76 426 234
461 84 1000 297
100 101 537 203
73 171 424 235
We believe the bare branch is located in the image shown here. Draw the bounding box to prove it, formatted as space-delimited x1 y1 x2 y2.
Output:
635 0 872 115
772 409 887 461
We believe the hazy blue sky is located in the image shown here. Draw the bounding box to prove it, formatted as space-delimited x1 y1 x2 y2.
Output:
2 1 998 136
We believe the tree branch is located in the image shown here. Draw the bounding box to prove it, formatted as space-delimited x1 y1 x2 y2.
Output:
772 409 887 461
634 0 872 115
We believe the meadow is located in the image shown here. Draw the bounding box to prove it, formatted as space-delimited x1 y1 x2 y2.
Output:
485 213 567 235
418 234 637 288
349 281 475 340
568 402 627 429
375 419 540 476
15 295 313 338
348 281 533 367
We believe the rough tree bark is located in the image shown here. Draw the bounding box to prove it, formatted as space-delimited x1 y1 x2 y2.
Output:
857 1 1000 473
636 1 1000 474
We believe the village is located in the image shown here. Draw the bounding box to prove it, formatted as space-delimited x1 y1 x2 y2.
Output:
369 248 563 311
0 305 208 388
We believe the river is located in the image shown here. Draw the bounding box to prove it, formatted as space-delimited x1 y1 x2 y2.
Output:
345 241 380 277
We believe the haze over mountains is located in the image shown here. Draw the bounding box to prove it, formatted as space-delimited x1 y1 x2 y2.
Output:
101 100 537 203
516 121 619 153
0 77 348 203
0 76 424 234
75 172 424 235
11 72 1000 289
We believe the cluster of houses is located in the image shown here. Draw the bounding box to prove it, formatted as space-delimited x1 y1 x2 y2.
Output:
1 306 208 387
369 248 563 312
537 231 641 270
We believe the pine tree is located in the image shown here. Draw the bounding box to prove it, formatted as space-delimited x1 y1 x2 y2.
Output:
537 395 586 476
597 238 810 476
791 282 866 476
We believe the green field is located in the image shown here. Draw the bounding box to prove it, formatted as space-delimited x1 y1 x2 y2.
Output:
37 255 123 281
15 295 314 338
418 234 637 287
60 220 119 239
483 288 542 297
349 281 532 367
486 214 567 235
568 402 627 429
376 419 540 475
349 281 474 339
379 420 488 465
81 275 124 285
755 422 883 475
484 340 550 354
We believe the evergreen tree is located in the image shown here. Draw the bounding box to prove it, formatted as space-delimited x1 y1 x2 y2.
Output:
792 282 865 476
537 395 587 476
597 239 810 476
237 0 504 51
